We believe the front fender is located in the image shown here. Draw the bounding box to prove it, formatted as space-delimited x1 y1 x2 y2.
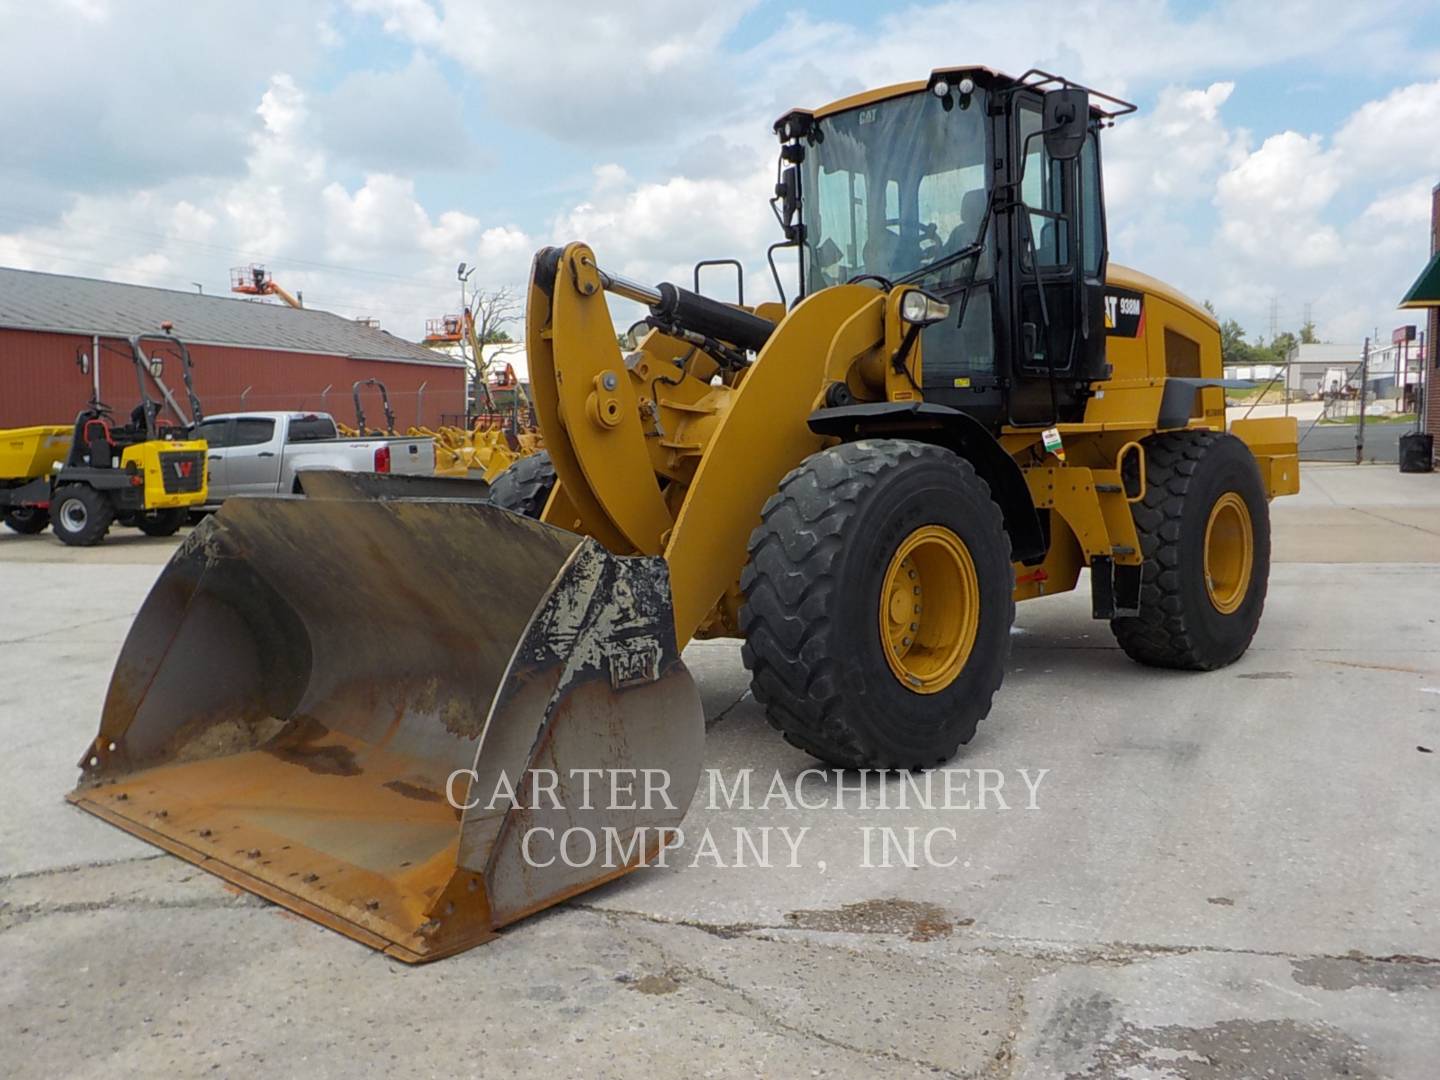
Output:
807 402 1047 564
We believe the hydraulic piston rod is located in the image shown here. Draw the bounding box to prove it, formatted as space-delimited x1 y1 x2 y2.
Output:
595 263 776 354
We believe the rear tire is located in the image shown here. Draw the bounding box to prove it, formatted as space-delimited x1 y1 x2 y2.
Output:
3 507 50 534
51 485 114 547
740 439 1014 770
489 451 555 519
136 507 187 537
1110 430 1270 669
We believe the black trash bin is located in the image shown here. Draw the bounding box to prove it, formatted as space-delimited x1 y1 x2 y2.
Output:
1399 432 1434 473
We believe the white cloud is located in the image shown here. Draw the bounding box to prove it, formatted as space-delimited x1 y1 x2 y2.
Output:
347 0 760 145
0 74 484 334
1332 79 1440 180
1360 179 1435 229
1105 82 1249 206
317 54 482 172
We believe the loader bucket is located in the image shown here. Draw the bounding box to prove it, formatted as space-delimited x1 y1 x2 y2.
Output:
67 495 704 962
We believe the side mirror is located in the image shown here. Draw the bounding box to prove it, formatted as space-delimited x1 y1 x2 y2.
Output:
1042 88 1089 161
77 351 90 375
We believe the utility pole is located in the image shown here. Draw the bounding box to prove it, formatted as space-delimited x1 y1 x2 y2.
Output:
1356 337 1369 465
457 262 476 426
1268 296 1280 343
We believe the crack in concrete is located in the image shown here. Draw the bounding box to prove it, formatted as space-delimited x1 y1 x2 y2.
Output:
704 688 751 730
0 611 136 646
0 893 268 936
580 902 1440 969
609 911 970 1079
1350 506 1440 539
0 853 165 884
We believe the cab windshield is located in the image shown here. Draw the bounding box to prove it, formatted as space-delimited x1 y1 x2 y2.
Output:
801 89 990 290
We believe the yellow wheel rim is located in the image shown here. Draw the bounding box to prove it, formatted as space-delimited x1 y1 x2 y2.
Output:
878 525 979 694
1203 492 1254 615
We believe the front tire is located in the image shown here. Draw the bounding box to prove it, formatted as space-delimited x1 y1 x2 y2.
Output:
136 507 187 537
488 451 555 519
3 506 50 534
1110 430 1271 669
51 485 114 547
740 440 1015 769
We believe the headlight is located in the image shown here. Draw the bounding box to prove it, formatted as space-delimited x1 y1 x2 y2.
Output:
899 290 951 327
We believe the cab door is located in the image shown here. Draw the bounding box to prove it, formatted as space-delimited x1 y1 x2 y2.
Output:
1004 95 1094 426
222 417 280 496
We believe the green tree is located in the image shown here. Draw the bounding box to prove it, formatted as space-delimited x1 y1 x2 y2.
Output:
1219 318 1255 366
1299 320 1319 344
1266 330 1298 363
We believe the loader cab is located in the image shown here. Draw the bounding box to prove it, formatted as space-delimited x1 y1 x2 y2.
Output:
775 68 1134 429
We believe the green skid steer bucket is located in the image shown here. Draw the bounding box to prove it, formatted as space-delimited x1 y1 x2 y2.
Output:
67 494 704 962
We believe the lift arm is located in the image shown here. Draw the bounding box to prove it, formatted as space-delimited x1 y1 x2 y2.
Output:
526 241 896 645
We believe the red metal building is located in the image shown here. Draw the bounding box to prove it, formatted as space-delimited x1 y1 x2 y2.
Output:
0 267 467 431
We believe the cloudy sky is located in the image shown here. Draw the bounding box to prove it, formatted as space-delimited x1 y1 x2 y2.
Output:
2 0 1438 349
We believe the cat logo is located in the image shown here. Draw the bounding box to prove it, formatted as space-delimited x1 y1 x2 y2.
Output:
1103 289 1144 338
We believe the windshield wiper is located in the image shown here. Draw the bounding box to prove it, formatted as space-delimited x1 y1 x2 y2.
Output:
893 240 984 287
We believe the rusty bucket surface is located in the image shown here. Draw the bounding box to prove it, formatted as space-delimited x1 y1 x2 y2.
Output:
67 495 703 962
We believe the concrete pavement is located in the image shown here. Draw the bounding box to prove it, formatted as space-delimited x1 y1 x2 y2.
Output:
2 463 1438 1078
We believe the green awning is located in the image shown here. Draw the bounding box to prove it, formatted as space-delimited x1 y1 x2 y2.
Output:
1400 250 1440 308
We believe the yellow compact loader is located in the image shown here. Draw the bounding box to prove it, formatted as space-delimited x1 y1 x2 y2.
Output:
3 333 208 544
70 68 1298 961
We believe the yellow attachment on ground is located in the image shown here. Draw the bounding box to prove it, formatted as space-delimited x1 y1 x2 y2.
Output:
416 424 542 484
879 525 979 693
1203 492 1254 615
0 425 70 480
68 493 703 962
118 439 209 509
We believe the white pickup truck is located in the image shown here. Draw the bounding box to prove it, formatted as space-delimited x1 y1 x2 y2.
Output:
192 411 435 506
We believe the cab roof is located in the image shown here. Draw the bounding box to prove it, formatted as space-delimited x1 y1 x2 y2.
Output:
777 67 1136 131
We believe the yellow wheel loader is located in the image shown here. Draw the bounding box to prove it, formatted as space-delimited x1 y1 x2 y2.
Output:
70 67 1298 961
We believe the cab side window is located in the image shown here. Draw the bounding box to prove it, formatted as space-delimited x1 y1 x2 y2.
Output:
1079 133 1104 277
231 419 276 446
193 419 231 447
1018 104 1069 268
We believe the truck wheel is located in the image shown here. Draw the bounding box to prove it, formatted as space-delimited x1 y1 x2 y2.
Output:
489 451 555 519
740 440 1014 770
3 507 50 534
1110 430 1271 670
136 508 187 537
51 485 115 547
